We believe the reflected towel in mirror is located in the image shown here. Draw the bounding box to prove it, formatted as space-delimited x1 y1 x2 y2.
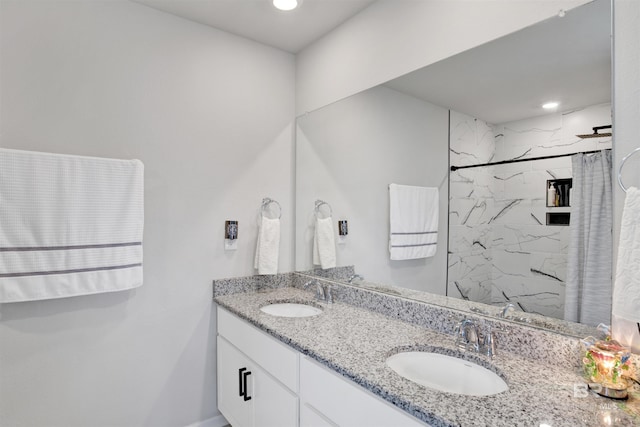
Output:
313 217 336 269
389 184 438 260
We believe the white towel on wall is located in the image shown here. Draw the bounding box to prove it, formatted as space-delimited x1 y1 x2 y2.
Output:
389 184 438 260
313 217 336 269
254 216 280 275
0 148 144 303
612 186 640 323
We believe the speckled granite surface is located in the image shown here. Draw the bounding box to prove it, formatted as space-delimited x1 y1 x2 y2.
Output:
290 273 586 370
298 266 355 281
212 272 292 297
296 270 599 339
212 267 353 298
213 276 639 426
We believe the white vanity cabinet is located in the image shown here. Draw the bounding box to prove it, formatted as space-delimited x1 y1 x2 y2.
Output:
217 308 298 427
217 307 429 427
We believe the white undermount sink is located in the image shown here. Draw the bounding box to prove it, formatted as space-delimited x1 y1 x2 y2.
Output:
260 302 323 318
386 351 508 396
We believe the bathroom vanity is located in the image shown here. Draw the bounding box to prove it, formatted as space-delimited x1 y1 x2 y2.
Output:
213 273 639 427
218 306 423 427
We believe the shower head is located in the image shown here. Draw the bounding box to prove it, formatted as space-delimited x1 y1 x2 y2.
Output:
576 125 612 139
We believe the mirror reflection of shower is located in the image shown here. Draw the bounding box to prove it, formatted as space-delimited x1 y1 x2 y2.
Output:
447 104 612 325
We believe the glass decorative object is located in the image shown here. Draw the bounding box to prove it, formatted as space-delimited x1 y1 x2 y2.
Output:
582 335 631 399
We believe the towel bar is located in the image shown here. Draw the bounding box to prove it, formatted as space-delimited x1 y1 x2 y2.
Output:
618 147 640 192
261 197 281 219
315 199 332 218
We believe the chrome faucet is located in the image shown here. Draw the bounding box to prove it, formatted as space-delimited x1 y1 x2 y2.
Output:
499 303 515 319
455 318 497 358
303 280 333 304
347 274 364 284
456 319 480 352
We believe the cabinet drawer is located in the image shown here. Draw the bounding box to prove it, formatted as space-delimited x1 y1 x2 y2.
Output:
300 356 428 427
218 306 299 392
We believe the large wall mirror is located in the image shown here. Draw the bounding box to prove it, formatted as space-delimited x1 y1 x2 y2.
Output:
295 0 611 337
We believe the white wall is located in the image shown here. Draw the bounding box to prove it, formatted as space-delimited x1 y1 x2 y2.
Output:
0 1 295 426
296 0 591 116
296 86 449 293
612 0 640 351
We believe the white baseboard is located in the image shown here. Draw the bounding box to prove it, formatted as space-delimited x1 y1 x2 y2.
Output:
184 414 228 427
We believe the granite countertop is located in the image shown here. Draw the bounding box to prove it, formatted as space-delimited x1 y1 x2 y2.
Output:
214 286 638 427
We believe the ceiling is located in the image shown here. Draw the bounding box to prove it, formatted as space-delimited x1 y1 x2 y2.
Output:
385 0 611 124
133 0 610 124
133 0 377 53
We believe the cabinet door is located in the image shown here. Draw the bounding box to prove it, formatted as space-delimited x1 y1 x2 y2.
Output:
252 361 298 427
218 336 253 427
218 336 298 427
218 307 298 392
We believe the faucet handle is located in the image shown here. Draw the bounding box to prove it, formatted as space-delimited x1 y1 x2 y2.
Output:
315 282 325 301
454 318 465 348
454 317 468 335
466 323 480 352
455 318 477 350
483 326 497 358
325 285 333 304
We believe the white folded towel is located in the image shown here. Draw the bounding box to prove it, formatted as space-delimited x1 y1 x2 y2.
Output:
254 216 280 275
389 184 438 260
313 217 336 269
0 148 144 303
612 186 640 323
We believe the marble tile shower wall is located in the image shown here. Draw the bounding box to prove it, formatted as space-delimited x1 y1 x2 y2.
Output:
449 110 497 304
448 103 612 319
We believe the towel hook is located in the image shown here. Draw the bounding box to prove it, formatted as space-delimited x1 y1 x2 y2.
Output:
261 197 282 219
617 147 640 193
315 199 332 219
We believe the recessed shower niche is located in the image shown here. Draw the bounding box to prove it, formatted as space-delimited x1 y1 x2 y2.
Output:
546 178 572 207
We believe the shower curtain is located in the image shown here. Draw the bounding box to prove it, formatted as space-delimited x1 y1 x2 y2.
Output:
565 150 612 326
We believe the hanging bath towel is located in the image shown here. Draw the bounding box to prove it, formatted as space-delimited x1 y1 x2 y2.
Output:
0 148 144 302
612 186 640 324
389 184 438 260
254 216 280 275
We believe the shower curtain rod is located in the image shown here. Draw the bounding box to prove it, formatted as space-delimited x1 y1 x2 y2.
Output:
450 148 611 172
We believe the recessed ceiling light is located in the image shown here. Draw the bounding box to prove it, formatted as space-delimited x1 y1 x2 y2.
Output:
542 102 559 110
273 0 298 11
